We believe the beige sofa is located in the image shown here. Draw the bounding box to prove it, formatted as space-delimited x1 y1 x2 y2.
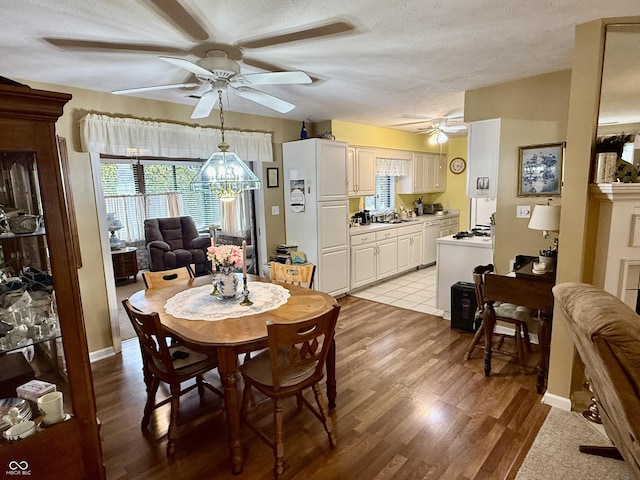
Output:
553 282 640 478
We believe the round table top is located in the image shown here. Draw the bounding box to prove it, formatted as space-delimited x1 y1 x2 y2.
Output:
127 274 337 348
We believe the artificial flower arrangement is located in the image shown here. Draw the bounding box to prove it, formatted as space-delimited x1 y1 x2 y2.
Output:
207 244 243 270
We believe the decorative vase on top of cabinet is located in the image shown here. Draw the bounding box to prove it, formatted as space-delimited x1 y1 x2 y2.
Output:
0 83 104 478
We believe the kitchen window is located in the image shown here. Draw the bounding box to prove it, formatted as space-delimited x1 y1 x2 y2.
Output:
364 175 396 211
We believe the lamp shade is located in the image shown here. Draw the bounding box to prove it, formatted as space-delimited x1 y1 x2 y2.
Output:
428 130 448 145
528 204 560 233
190 147 261 201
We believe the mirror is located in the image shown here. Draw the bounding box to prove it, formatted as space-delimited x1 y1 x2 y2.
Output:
598 23 640 171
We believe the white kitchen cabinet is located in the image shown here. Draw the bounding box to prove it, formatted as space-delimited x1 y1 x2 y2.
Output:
350 227 398 288
397 153 426 194
397 223 423 272
376 234 398 280
347 147 376 197
283 139 349 296
350 233 376 289
425 154 446 193
398 153 446 194
467 118 500 198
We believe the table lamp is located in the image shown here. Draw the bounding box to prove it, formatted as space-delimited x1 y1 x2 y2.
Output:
528 202 560 272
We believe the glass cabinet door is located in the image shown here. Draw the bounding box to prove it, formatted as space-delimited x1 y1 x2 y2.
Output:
0 150 70 434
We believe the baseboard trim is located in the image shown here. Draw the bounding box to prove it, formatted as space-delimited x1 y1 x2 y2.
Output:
542 391 572 410
89 346 116 363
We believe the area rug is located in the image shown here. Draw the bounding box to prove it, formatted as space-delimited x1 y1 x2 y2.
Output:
516 407 633 479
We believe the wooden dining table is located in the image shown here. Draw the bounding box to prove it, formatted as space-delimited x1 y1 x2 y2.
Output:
127 274 338 474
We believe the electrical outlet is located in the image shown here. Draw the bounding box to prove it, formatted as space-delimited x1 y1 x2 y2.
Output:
271 205 280 215
516 205 531 218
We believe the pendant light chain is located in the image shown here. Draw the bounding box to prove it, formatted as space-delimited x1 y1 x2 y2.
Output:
218 89 225 144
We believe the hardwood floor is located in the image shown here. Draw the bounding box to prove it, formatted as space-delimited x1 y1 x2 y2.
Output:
92 295 549 480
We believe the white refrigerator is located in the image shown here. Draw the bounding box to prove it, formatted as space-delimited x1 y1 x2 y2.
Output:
282 139 350 297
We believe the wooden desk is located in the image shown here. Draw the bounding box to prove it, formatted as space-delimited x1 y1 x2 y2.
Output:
483 263 555 394
128 274 338 474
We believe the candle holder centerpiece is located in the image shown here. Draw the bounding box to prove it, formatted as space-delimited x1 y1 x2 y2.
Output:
207 244 243 299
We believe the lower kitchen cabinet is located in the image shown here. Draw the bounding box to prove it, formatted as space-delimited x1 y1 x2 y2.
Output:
350 229 398 289
398 224 423 271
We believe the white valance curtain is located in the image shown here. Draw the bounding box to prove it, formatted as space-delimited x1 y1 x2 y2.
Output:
79 113 273 162
376 158 408 177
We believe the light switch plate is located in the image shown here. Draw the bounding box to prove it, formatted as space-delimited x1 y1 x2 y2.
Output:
271 205 280 215
516 205 530 218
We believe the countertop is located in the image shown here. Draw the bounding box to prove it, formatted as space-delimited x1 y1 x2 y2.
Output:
436 232 493 248
350 210 459 235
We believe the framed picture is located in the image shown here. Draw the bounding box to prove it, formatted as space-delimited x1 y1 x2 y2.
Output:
517 142 564 196
267 167 279 188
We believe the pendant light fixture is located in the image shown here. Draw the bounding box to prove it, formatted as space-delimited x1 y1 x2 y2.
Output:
190 90 261 201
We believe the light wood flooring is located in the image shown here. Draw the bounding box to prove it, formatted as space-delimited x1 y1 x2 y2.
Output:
92 294 550 480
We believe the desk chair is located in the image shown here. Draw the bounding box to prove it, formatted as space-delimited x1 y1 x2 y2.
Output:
464 264 534 373
240 305 340 477
142 266 194 289
269 262 316 289
122 299 223 457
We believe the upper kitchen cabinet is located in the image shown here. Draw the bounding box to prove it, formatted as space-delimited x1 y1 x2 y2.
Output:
397 153 446 194
425 154 446 193
0 84 104 478
466 118 500 198
398 153 426 194
347 147 376 197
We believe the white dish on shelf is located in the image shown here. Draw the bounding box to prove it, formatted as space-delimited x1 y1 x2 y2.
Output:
36 413 71 431
3 420 35 441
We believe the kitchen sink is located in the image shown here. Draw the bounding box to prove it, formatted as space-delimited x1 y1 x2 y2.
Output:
382 219 414 224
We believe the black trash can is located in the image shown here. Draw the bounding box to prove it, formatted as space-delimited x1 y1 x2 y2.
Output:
450 281 480 332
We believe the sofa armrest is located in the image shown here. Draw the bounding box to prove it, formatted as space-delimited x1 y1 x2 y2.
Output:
190 236 211 250
147 240 170 252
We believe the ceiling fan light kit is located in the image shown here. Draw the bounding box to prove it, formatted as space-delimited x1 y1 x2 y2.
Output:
429 130 449 144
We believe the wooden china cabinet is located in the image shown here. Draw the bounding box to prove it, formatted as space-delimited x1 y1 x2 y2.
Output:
0 83 104 478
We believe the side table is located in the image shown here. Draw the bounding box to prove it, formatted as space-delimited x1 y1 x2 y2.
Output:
111 247 138 282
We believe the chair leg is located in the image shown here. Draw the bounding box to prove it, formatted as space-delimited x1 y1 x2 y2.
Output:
464 323 484 360
312 383 337 448
167 383 181 457
273 398 285 477
196 375 205 399
522 322 532 352
240 383 252 423
515 324 527 374
296 392 304 410
142 376 160 429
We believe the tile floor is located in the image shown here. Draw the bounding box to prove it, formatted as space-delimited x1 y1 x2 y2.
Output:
349 265 443 317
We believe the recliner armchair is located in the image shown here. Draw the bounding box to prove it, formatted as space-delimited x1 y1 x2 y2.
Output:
144 216 211 275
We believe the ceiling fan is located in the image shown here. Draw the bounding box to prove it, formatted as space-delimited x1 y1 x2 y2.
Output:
43 0 356 118
413 117 468 144
112 49 311 117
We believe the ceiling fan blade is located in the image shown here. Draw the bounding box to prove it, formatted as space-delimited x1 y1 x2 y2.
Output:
147 0 210 42
233 71 312 86
191 89 217 119
112 82 199 95
160 56 213 76
44 37 188 54
391 120 433 127
235 87 295 113
442 125 467 133
237 21 355 49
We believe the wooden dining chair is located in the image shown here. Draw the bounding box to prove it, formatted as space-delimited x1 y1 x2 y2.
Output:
142 266 194 289
463 264 533 373
122 299 223 456
269 261 316 289
240 305 340 477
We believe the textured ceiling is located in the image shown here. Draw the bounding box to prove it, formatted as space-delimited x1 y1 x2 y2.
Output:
1 0 639 132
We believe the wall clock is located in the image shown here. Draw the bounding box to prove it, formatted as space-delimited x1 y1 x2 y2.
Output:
450 157 466 174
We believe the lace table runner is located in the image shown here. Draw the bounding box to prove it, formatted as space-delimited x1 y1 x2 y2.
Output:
164 282 290 321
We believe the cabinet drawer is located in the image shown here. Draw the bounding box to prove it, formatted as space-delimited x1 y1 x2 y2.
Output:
351 233 375 245
447 217 459 226
375 229 397 241
397 223 422 236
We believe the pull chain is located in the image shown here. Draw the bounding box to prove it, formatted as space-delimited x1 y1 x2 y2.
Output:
218 89 225 144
